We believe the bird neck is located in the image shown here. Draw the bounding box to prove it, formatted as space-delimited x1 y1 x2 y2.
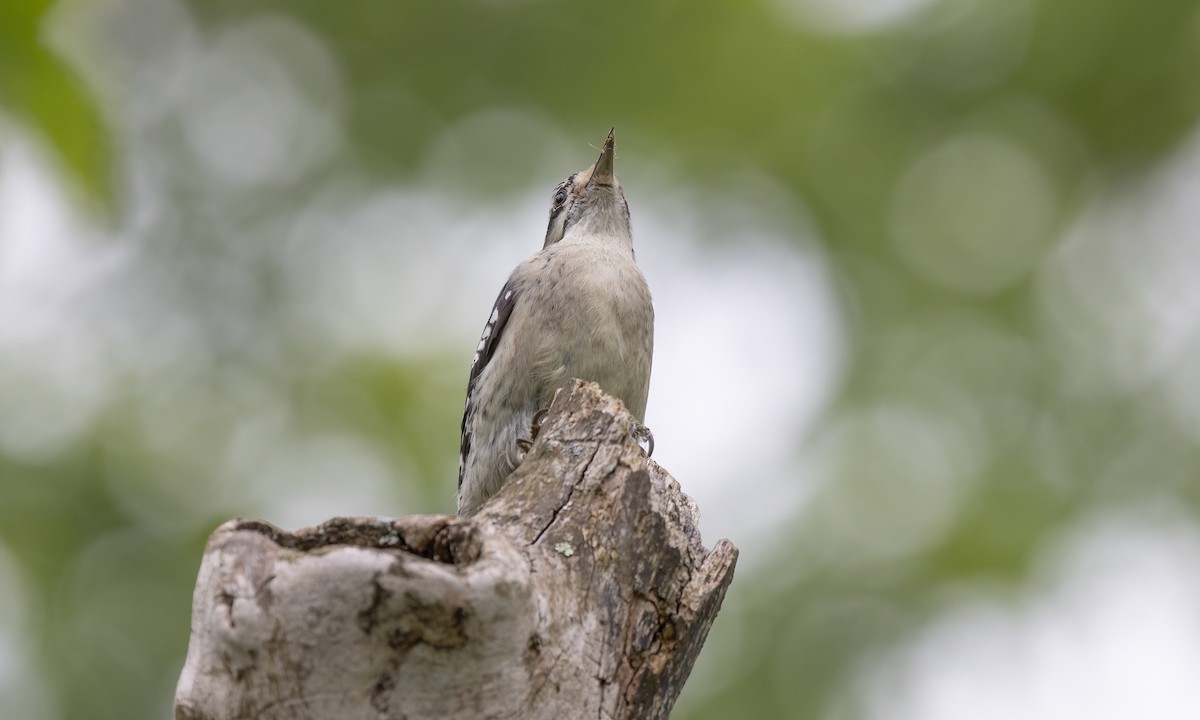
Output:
560 216 633 252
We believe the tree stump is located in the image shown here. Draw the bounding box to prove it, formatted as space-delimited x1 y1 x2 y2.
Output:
174 380 739 720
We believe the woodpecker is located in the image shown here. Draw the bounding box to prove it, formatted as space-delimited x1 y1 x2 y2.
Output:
457 129 654 517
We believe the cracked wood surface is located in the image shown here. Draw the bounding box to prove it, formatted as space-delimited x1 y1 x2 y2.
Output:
174 380 739 720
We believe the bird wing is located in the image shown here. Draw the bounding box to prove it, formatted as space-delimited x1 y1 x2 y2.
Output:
458 279 520 489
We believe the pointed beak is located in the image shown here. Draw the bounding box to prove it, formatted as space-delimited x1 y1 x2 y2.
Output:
589 128 616 186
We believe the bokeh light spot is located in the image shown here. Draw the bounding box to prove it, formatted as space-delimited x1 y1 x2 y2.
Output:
889 133 1058 296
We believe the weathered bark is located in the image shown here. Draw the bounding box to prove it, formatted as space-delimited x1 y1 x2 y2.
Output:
174 380 738 720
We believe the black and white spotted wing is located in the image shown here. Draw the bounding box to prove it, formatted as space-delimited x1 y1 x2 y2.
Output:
458 280 520 489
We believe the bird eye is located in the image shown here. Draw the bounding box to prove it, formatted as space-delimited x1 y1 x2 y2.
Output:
553 189 568 206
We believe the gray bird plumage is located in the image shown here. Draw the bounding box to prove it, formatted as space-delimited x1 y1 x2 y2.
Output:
457 129 654 516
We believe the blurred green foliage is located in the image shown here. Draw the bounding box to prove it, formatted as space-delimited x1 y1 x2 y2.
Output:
0 0 109 203
2 0 1200 718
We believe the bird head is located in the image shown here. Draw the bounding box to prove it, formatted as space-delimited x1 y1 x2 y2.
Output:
543 129 632 250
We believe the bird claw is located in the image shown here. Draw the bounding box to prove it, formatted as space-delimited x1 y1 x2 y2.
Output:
531 408 549 440
633 423 654 458
515 408 551 457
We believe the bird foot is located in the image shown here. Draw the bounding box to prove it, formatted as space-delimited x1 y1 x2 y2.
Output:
515 408 551 455
633 423 654 458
